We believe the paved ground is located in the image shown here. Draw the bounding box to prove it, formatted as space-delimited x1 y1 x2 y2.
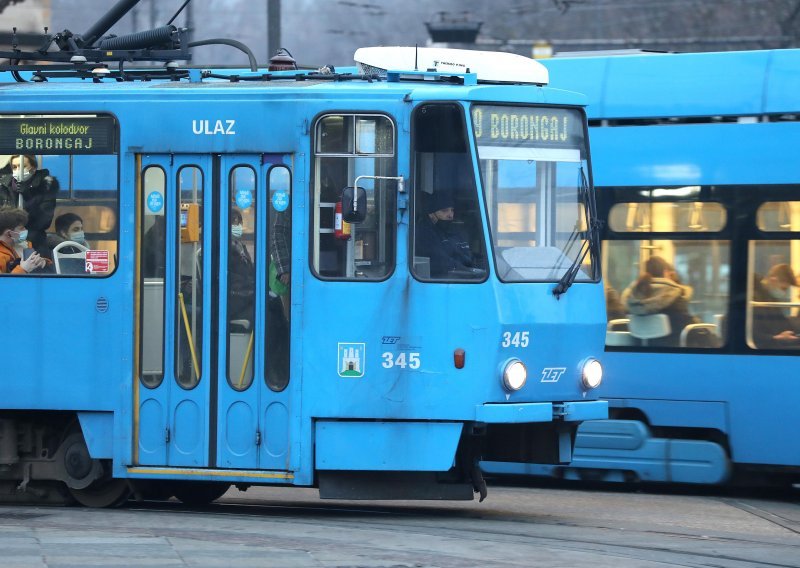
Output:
1 483 799 567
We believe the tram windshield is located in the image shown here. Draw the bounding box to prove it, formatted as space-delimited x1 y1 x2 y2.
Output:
471 105 595 283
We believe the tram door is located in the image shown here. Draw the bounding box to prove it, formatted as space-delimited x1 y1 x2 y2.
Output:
136 154 294 471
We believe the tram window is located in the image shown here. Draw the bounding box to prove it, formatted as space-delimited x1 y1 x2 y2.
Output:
411 104 487 281
140 166 166 388
0 114 119 277
471 104 593 283
608 201 726 233
176 166 203 389
312 114 397 280
604 239 729 349
746 239 800 350
756 201 800 231
266 165 291 392
227 166 256 391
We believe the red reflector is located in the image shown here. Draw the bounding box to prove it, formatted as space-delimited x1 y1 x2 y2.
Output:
454 348 465 369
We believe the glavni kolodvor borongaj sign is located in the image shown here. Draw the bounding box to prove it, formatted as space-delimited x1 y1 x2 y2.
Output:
0 115 117 154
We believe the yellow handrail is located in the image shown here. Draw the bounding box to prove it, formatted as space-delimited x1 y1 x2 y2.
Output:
178 292 201 379
238 331 255 389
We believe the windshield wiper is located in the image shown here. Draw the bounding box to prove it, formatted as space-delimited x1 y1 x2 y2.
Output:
552 168 600 299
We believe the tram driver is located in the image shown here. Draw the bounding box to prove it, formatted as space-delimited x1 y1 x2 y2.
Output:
415 189 481 279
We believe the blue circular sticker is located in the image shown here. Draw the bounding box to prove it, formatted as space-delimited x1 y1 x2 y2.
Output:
146 191 164 213
235 189 253 210
272 190 289 212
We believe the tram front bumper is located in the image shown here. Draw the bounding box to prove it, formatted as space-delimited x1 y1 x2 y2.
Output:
475 400 608 423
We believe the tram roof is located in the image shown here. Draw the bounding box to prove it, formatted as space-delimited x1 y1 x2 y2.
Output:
0 70 587 107
541 48 800 118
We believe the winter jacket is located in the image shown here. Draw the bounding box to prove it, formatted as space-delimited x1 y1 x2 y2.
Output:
622 276 696 345
0 169 60 254
0 241 27 274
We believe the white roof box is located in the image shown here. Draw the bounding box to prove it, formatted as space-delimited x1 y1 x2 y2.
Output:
354 46 549 85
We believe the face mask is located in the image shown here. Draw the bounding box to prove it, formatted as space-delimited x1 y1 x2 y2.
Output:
15 229 28 244
69 230 85 243
231 224 243 239
12 169 32 183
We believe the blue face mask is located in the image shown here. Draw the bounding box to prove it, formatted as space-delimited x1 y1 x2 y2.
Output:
16 229 28 244
231 224 243 239
69 230 85 243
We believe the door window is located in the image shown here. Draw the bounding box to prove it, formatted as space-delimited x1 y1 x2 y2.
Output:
267 165 291 391
140 166 166 388
227 166 257 391
176 166 203 388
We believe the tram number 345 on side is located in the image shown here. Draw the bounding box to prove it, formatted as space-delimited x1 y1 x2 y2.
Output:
501 331 530 348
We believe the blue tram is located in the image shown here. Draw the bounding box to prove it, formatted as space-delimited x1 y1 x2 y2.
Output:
0 3 606 506
484 49 800 486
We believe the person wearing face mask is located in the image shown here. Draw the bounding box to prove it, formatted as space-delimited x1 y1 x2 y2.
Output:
47 212 88 253
0 154 59 257
415 189 477 279
228 208 255 322
751 263 800 349
0 207 48 274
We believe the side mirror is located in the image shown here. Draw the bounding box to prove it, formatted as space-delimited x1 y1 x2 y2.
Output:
342 186 367 223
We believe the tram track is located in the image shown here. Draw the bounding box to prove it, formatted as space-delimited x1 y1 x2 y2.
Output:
2 487 798 567
122 496 800 568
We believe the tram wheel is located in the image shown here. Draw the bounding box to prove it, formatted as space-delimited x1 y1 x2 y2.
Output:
172 481 231 506
69 477 131 508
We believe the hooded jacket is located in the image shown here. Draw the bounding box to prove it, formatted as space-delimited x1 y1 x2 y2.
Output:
622 276 696 344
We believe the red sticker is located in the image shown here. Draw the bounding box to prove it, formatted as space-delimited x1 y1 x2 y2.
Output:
85 250 110 273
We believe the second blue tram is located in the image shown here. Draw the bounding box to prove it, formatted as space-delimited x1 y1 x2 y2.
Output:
0 37 607 505
485 49 800 486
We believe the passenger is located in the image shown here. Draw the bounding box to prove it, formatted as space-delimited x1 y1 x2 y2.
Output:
415 190 478 278
0 207 48 274
270 208 291 318
751 264 799 349
0 154 60 256
228 208 255 323
621 256 695 346
142 216 166 278
47 212 88 253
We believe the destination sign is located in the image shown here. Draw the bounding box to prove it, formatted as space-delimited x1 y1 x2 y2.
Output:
471 106 584 148
0 116 117 154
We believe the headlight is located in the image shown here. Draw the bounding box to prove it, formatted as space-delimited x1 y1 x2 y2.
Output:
581 358 603 389
501 358 527 392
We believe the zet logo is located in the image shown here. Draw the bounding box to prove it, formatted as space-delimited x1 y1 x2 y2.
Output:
338 343 365 378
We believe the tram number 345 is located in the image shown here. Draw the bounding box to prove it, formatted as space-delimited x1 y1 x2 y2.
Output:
381 352 421 369
501 331 530 348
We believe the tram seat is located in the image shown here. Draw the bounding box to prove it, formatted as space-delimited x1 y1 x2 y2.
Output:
413 256 430 278
607 318 630 331
229 320 253 383
606 331 635 346
142 279 165 376
606 318 634 346
229 319 251 333
628 314 671 346
680 323 719 348
52 240 89 274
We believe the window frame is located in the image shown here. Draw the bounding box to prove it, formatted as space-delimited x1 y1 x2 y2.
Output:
309 111 398 282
